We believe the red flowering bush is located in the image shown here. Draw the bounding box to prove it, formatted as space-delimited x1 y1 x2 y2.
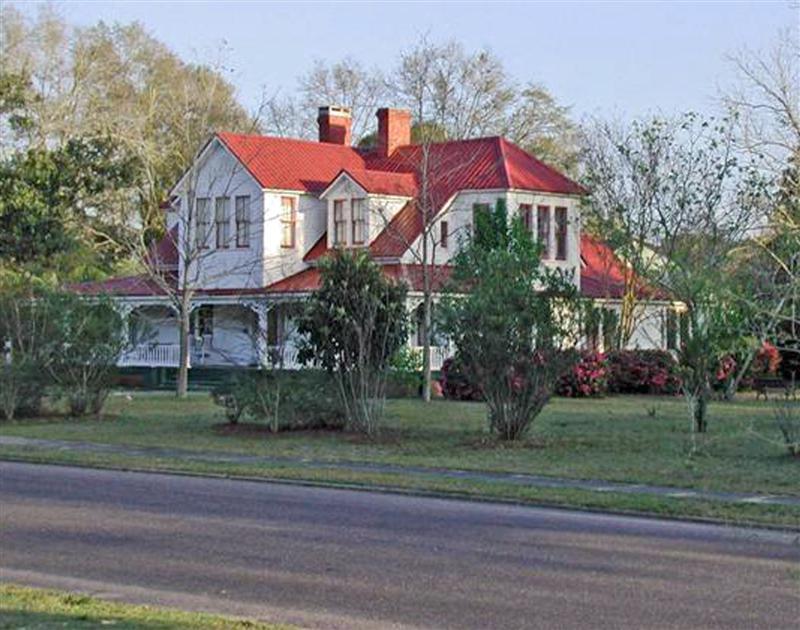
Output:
751 341 782 376
440 357 483 401
607 350 681 395
556 351 609 397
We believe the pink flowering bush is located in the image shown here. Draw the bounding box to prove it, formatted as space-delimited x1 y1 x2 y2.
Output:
556 351 609 398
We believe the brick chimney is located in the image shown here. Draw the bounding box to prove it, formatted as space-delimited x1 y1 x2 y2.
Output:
377 108 411 157
318 106 352 145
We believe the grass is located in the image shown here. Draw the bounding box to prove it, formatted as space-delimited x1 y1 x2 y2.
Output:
1 392 798 527
0 584 292 629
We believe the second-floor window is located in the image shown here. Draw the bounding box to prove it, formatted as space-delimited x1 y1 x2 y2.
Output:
333 199 347 245
351 198 366 244
195 197 210 249
472 203 490 243
555 207 568 260
519 204 532 232
215 197 229 248
537 205 550 258
440 220 449 248
281 196 296 248
235 196 250 247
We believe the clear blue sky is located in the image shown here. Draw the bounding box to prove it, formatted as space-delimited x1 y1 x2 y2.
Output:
12 0 799 121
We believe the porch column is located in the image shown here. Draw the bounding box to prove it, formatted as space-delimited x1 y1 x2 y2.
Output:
241 299 271 368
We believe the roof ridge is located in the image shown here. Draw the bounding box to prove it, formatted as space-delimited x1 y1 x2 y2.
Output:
495 136 512 189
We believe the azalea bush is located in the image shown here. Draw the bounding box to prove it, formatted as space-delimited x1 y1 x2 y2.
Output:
556 351 609 398
606 350 681 395
440 357 482 401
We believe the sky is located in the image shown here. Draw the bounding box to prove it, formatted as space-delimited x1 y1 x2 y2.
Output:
10 0 799 122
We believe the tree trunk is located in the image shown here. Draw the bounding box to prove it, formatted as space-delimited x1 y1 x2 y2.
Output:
421 291 432 403
693 394 708 433
177 305 190 398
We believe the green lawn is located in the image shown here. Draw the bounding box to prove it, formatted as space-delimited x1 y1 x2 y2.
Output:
0 584 292 629
1 392 798 527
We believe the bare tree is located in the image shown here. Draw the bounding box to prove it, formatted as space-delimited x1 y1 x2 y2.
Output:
722 29 799 173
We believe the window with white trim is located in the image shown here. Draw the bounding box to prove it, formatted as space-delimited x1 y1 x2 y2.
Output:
215 197 229 248
333 199 347 245
195 197 210 249
537 205 550 258
235 196 250 247
555 206 568 260
281 196 296 248
351 198 366 244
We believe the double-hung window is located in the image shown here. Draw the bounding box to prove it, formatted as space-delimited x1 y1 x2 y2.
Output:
195 197 210 249
281 196 296 248
518 203 533 232
555 207 568 260
351 198 366 245
235 196 250 247
537 205 551 258
333 200 347 245
440 220 449 248
215 197 229 248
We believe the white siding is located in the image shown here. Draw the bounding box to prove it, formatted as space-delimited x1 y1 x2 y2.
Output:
178 140 265 290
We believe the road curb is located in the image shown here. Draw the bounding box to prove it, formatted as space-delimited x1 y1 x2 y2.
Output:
2 455 799 535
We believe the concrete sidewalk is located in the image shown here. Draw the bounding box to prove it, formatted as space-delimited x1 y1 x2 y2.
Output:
1 435 798 508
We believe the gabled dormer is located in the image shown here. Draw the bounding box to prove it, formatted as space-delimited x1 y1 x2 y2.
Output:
319 169 415 250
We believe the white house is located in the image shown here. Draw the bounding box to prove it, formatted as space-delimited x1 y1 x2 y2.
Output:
73 106 682 374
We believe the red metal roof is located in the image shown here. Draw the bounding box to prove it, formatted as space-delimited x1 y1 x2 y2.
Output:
331 169 418 197
216 132 368 193
217 132 585 199
265 263 454 294
69 274 174 297
579 234 659 300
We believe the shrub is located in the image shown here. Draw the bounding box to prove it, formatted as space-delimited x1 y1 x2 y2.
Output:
440 200 579 440
212 370 345 432
0 362 45 421
387 346 422 398
439 357 482 401
298 250 408 435
45 293 126 416
556 351 608 397
606 350 681 395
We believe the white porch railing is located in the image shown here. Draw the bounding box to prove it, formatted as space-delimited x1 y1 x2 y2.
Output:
410 346 450 371
266 345 304 369
119 344 181 368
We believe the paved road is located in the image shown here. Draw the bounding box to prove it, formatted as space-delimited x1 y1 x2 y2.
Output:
0 462 798 629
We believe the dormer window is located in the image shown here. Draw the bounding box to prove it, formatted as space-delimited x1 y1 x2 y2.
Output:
333 199 347 245
281 196 296 248
351 198 366 244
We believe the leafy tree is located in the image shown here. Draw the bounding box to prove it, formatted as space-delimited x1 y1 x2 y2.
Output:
440 200 578 441
0 274 55 420
298 251 408 435
0 137 137 276
0 5 258 237
45 292 127 417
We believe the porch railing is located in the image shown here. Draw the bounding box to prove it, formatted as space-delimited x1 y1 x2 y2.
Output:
119 343 181 368
410 346 450 371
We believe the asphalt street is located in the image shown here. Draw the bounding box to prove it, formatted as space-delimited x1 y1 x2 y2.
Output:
1 462 798 629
